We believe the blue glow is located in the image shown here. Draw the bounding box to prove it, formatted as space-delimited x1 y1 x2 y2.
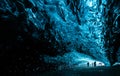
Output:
2 0 120 72
31 0 110 66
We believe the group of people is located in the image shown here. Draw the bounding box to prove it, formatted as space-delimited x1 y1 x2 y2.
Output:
87 61 103 67
87 61 96 67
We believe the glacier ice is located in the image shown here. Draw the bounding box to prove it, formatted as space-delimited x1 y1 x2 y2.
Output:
0 0 120 72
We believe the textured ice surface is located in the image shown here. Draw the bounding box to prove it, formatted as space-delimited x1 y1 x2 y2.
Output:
44 51 105 69
0 0 120 72
35 0 110 66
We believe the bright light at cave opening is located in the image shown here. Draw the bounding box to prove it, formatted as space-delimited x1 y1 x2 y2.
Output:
78 60 105 67
76 58 105 67
88 61 105 67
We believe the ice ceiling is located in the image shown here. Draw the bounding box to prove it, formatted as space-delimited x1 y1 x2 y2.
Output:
0 0 120 72
37 0 110 66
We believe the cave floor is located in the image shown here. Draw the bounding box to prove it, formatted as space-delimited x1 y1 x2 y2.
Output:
40 66 120 76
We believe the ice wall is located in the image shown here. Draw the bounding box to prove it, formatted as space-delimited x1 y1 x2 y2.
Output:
23 0 110 66
27 0 110 65
1 0 120 72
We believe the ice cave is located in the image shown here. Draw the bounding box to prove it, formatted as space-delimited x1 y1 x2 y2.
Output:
0 0 120 75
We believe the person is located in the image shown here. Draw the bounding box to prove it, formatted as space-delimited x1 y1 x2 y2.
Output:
94 61 96 67
87 62 89 67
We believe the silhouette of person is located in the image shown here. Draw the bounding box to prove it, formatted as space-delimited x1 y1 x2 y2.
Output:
87 62 89 67
94 61 96 67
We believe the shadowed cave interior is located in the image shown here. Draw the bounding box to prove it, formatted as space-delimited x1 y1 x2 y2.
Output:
0 0 120 75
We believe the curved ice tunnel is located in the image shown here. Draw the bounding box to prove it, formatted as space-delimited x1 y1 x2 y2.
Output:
1 0 111 67
0 0 120 73
26 0 110 66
